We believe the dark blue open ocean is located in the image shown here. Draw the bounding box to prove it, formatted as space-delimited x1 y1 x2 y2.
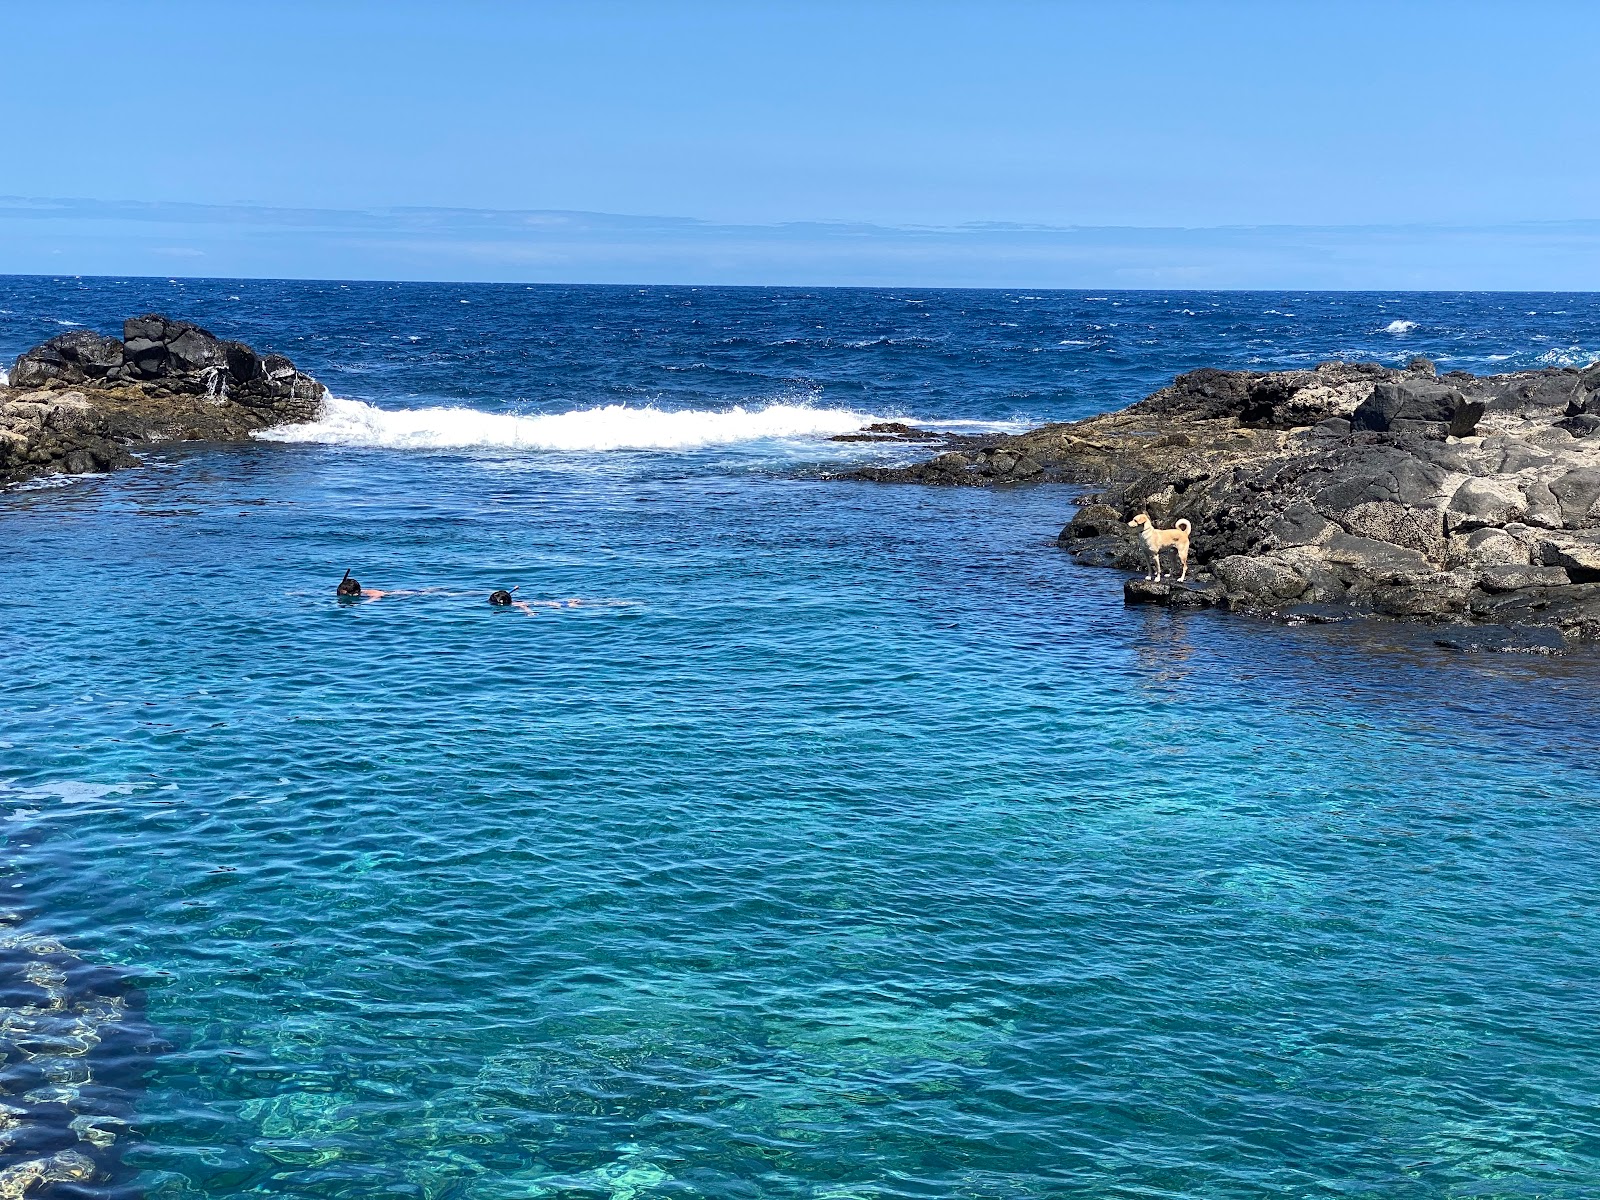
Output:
4 279 1600 1199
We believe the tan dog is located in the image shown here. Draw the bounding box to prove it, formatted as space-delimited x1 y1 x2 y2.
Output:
1128 513 1191 582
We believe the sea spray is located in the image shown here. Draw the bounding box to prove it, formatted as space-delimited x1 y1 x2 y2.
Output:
256 397 881 452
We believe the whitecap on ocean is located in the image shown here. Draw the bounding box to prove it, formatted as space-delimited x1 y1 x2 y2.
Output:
256 397 880 452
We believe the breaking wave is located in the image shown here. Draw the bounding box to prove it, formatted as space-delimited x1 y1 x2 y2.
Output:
257 395 881 452
1533 346 1597 368
1383 319 1418 334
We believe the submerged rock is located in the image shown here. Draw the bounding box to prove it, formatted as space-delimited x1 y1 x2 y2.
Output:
0 911 158 1197
2 316 325 487
1123 579 1219 608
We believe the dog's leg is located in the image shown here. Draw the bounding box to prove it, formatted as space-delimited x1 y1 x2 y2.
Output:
1177 543 1188 583
1152 548 1162 583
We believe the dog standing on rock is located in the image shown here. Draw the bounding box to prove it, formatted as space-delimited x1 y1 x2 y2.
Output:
1128 514 1191 582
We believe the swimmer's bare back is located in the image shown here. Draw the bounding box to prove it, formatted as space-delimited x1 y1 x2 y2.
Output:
510 598 603 616
361 587 468 603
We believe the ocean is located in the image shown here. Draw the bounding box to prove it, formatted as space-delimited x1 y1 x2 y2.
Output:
3 278 1600 1199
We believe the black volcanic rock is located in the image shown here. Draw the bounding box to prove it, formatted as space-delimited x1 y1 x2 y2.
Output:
844 357 1600 645
2 315 327 487
12 314 322 414
8 330 127 388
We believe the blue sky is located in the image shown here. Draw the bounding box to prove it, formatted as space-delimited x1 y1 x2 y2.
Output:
4 1 1599 286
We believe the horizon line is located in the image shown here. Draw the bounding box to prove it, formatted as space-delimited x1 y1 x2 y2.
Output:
6 196 1600 291
3 270 1600 296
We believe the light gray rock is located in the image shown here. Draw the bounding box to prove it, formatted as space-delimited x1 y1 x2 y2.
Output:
1521 477 1566 528
1446 477 1527 531
1322 531 1432 574
1487 438 1554 474
1212 554 1310 601
1263 503 1335 548
1338 500 1446 559
1478 563 1572 593
1550 467 1600 528
1453 527 1529 567
1532 534 1600 580
1373 570 1475 616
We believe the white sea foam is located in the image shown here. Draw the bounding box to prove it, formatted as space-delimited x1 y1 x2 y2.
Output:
257 395 881 452
1534 346 1597 368
10 471 106 492
1383 320 1418 334
0 367 7 386
928 417 1034 434
16 781 137 804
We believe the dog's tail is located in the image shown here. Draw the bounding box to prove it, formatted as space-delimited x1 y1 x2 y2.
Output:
1175 518 1192 533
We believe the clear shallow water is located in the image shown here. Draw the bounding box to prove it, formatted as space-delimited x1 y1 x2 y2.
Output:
3 280 1600 1198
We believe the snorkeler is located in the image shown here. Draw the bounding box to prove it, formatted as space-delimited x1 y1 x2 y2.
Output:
334 570 399 601
489 586 539 615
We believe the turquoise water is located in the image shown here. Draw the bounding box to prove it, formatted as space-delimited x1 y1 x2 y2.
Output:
4 282 1600 1198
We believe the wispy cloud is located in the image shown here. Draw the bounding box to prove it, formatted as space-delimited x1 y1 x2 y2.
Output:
4 197 1600 290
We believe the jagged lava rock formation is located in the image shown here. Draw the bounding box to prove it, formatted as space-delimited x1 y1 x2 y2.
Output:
1 315 323 486
853 357 1600 645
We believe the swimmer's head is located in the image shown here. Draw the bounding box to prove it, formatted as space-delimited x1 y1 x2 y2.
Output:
337 570 361 597
489 589 513 606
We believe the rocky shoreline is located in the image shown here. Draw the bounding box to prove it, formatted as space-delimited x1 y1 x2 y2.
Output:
7 319 1599 648
847 357 1600 647
0 315 323 487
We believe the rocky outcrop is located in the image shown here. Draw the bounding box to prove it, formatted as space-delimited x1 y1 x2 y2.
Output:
847 356 1600 645
0 392 136 481
2 315 324 486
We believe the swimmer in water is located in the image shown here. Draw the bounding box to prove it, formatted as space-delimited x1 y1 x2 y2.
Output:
336 571 448 602
487 586 544 616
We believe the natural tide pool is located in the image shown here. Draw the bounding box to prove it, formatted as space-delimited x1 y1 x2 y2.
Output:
4 280 1600 1198
6 440 1600 1199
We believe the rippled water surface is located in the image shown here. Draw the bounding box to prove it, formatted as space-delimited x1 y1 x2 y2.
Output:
4 279 1600 1198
